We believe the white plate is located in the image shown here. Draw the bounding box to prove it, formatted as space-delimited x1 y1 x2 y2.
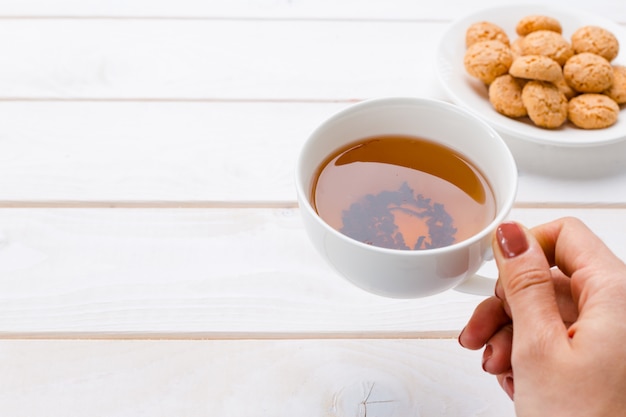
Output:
437 4 626 147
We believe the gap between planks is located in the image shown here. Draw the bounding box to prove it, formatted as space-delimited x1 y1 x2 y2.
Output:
0 330 461 341
0 97 362 103
0 16 450 23
0 201 625 209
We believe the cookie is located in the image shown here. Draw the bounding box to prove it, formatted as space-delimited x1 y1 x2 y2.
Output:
466 21 510 48
571 25 620 62
568 93 620 129
554 76 577 100
489 74 528 117
521 30 574 66
604 65 626 104
510 37 525 59
516 15 562 36
522 81 568 128
464 40 513 84
509 55 562 83
563 52 614 93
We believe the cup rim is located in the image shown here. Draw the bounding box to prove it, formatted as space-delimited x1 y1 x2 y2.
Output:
295 96 518 257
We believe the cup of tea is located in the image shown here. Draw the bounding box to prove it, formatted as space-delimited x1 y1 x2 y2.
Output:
295 97 518 298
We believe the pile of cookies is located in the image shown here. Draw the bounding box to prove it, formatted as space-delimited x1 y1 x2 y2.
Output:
463 15 625 129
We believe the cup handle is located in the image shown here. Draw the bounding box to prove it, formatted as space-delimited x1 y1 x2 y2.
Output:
454 251 497 296
454 273 496 296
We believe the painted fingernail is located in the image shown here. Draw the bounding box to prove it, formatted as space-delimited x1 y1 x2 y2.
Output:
496 222 529 259
481 344 493 372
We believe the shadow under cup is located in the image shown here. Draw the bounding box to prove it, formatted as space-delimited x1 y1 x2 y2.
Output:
296 97 518 298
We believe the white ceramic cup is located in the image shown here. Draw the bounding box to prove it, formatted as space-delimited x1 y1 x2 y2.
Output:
295 97 518 298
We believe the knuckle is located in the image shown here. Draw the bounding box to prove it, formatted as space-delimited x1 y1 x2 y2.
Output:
504 266 552 298
559 216 583 227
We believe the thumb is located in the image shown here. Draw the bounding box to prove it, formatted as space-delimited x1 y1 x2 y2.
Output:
493 222 569 347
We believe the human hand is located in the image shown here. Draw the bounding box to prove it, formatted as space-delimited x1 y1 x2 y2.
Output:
458 217 626 416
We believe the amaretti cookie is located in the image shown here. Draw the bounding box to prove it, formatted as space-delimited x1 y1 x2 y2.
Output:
466 21 510 47
564 52 614 93
521 30 574 66
510 37 525 59
604 65 626 104
489 74 528 117
568 93 620 129
522 81 568 128
464 40 513 84
509 55 563 83
554 76 577 100
516 15 562 36
571 25 620 61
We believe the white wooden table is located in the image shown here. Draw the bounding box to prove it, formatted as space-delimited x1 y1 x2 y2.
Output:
0 0 624 415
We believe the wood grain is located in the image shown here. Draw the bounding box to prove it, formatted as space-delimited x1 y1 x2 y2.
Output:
0 339 515 416
0 207 623 337
0 0 622 21
0 102 625 204
0 20 445 100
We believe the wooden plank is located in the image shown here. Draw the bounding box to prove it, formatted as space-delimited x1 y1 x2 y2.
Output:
0 101 625 204
0 19 448 100
0 338 515 416
0 101 342 203
0 0 621 22
4 17 618 101
0 207 623 336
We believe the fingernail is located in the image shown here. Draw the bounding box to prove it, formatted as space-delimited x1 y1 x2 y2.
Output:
481 344 493 372
496 222 529 259
503 376 515 399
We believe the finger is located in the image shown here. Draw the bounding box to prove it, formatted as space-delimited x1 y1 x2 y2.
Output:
532 217 625 287
482 324 513 375
459 296 511 350
531 217 625 322
493 222 570 349
494 279 511 317
497 371 515 400
495 267 578 325
550 268 578 326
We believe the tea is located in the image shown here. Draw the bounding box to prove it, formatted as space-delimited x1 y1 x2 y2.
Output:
311 135 496 250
